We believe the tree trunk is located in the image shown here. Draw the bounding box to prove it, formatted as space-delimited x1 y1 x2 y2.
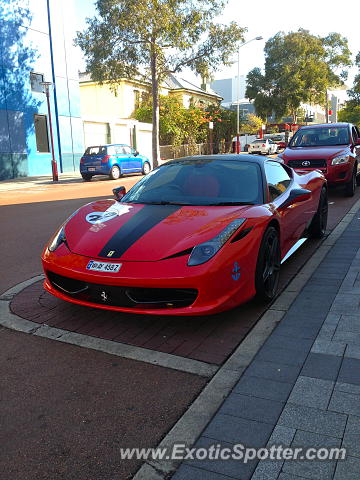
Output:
150 43 160 168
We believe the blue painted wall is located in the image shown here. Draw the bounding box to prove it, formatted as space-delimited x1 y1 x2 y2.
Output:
0 0 84 180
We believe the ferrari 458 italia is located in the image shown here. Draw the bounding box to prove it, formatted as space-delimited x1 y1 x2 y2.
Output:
42 155 327 315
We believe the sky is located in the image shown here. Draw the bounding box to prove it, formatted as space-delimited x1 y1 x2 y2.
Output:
73 0 359 87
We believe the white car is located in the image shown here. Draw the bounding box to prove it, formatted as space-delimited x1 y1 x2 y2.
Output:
248 138 278 155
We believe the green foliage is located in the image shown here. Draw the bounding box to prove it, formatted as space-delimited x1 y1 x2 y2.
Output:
76 0 246 165
246 29 352 122
338 51 360 126
242 114 263 134
267 125 279 133
133 97 238 147
347 51 360 107
338 105 360 126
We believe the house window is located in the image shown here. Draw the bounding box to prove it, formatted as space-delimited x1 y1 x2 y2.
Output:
134 90 140 109
34 114 50 152
30 72 44 92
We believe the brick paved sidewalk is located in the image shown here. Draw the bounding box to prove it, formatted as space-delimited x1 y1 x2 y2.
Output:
172 209 360 480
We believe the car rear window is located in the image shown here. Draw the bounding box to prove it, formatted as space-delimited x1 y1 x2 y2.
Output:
84 146 107 155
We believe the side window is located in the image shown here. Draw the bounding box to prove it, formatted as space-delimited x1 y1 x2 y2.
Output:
122 146 132 155
265 161 292 201
352 127 359 143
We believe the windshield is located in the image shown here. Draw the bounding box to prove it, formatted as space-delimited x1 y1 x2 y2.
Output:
121 159 263 206
290 127 350 147
85 146 107 155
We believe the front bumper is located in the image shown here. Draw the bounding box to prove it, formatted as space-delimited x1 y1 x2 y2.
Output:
285 161 353 185
42 241 257 316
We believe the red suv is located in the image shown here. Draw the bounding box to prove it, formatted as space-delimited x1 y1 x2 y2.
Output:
278 123 360 196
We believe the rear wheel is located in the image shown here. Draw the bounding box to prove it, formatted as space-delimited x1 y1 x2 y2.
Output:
308 186 328 238
344 166 357 197
142 162 151 175
81 174 92 182
255 226 281 302
109 165 121 180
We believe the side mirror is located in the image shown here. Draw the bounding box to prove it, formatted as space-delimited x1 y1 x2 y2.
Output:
279 188 311 208
356 138 360 146
113 186 126 201
133 150 139 156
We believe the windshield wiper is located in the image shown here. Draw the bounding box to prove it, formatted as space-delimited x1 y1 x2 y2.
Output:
208 201 255 206
142 201 192 205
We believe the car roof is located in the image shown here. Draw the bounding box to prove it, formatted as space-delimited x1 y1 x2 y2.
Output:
163 154 274 167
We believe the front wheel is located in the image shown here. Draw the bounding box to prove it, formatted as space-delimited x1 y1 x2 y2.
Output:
142 162 151 175
109 165 121 180
255 226 281 302
308 186 328 238
344 167 357 197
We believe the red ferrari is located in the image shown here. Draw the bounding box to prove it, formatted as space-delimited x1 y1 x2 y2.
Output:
42 155 327 316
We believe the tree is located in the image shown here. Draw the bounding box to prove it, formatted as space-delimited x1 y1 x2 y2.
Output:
347 51 360 106
338 106 360 126
242 114 263 135
338 51 360 126
76 0 245 167
246 29 352 123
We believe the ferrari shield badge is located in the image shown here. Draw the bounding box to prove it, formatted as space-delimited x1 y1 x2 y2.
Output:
232 262 241 281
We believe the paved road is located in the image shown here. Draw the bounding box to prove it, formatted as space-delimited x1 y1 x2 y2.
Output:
1 174 359 480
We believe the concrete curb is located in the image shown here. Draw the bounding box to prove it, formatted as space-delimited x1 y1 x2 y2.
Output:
0 276 217 378
132 195 360 479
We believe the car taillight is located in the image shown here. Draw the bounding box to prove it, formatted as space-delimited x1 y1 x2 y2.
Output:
262 144 265 147
101 155 111 164
80 157 85 164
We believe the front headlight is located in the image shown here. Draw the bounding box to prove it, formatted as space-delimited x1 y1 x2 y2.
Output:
331 155 350 165
48 226 66 252
188 219 246 266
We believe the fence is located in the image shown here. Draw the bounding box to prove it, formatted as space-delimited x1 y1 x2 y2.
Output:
159 142 234 160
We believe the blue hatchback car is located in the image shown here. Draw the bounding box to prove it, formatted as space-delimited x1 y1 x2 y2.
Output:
80 144 152 181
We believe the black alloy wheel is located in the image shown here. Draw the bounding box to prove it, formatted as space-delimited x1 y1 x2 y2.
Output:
345 166 357 197
308 186 328 238
255 226 281 302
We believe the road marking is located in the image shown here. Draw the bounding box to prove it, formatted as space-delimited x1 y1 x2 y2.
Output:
0 275 217 378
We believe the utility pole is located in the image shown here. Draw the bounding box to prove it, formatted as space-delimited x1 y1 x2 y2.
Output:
41 81 58 181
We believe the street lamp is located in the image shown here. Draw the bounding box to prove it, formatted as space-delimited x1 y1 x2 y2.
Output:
236 36 263 154
40 81 58 181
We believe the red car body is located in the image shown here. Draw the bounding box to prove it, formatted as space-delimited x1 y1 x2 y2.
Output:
42 155 326 316
279 123 360 194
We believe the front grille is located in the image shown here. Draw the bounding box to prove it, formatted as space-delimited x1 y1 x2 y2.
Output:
47 271 198 309
287 159 327 169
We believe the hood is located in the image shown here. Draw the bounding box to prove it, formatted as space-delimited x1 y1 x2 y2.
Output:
65 200 252 261
282 145 349 161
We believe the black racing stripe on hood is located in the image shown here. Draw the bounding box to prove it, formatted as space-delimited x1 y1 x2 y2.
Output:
98 204 181 259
